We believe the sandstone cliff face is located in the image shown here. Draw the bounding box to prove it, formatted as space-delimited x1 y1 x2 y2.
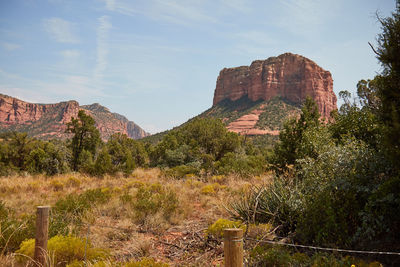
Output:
0 94 79 125
213 53 337 118
0 94 149 140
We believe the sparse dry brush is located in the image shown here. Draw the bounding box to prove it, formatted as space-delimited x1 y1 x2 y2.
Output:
0 168 269 266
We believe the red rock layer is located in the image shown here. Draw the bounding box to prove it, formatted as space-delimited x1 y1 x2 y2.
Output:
213 53 337 118
0 94 149 140
0 94 79 125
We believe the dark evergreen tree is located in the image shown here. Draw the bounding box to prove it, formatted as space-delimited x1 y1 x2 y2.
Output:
66 110 101 171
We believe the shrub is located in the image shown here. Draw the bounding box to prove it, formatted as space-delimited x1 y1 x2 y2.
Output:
206 218 245 239
210 175 226 184
17 235 109 266
93 148 112 176
296 139 391 248
229 179 301 236
51 189 112 236
250 246 293 267
131 183 180 225
163 165 199 179
216 153 265 177
200 183 226 195
50 179 65 191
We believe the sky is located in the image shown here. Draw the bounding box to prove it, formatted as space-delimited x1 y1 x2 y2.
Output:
0 0 396 134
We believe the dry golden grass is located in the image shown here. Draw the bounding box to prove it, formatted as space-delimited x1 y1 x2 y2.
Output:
0 168 272 266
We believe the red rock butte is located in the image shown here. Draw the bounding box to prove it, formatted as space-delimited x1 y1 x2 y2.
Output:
213 53 337 118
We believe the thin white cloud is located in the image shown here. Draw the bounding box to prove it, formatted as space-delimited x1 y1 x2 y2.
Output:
1 42 21 51
43 17 80 43
93 16 112 84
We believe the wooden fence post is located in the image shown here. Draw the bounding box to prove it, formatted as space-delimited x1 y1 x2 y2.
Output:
34 206 50 267
224 228 243 267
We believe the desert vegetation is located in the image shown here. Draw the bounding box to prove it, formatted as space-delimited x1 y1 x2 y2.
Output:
1 2 400 267
0 169 272 266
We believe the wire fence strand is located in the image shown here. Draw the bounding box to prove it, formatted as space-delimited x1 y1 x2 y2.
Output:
78 221 400 256
244 237 400 256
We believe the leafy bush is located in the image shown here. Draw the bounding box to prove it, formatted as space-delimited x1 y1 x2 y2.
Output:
93 148 112 176
216 152 265 177
0 132 70 176
200 183 226 195
150 118 242 174
131 183 180 225
163 164 199 179
50 179 65 191
17 235 109 266
206 218 245 239
296 139 391 248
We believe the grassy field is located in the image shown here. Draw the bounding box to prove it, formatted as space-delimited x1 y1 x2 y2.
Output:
0 169 270 266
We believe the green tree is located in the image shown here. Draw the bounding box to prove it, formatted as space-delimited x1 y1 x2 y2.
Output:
356 79 380 112
9 132 32 169
25 147 47 174
106 133 139 174
371 0 400 164
329 90 381 149
93 148 112 176
273 97 320 171
66 110 101 171
150 118 242 173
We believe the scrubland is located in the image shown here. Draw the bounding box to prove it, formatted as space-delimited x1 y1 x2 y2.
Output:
0 169 271 266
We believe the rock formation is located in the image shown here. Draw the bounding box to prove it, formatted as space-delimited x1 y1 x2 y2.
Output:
213 53 337 119
0 94 149 140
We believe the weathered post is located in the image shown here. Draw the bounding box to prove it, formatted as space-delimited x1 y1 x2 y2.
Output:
224 228 244 267
34 206 50 267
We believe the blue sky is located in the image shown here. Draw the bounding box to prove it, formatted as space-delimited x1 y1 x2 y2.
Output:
0 0 395 134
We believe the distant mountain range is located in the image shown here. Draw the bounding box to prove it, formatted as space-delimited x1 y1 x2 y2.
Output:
0 94 149 140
